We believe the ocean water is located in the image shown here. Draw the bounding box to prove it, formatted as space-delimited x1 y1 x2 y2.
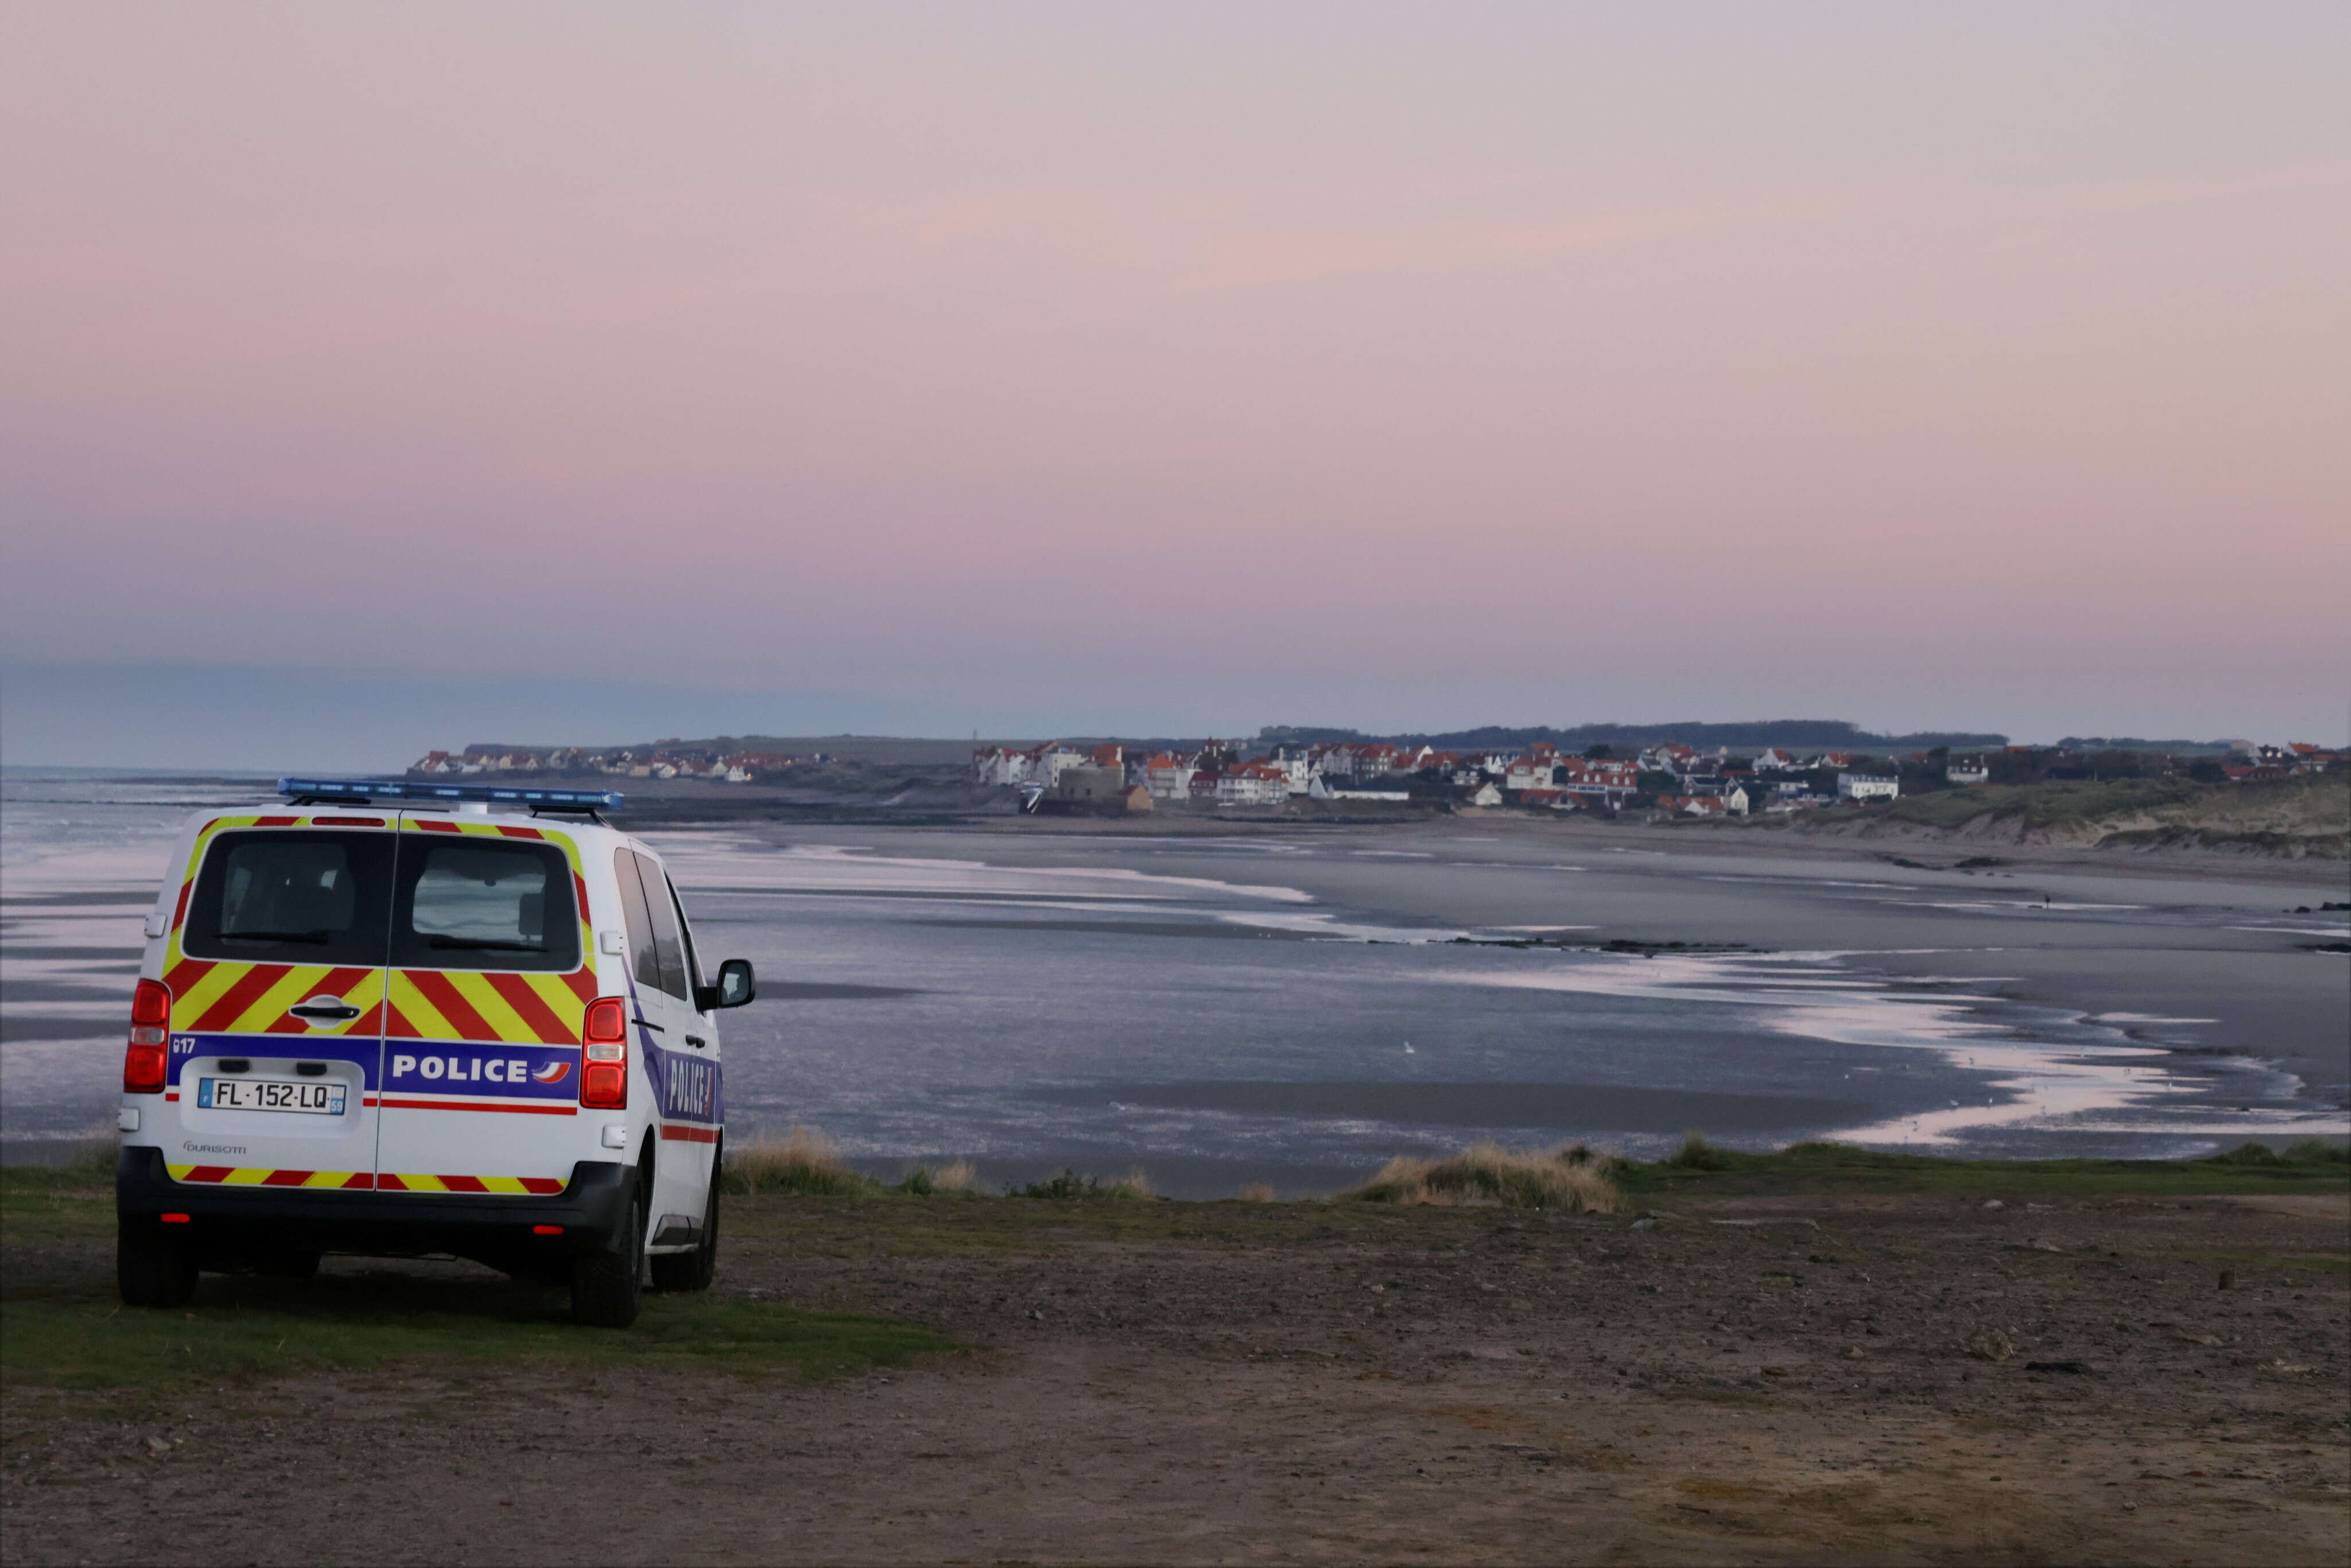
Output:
5 770 2344 1193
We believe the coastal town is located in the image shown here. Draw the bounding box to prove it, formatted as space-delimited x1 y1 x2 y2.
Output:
406 733 2342 818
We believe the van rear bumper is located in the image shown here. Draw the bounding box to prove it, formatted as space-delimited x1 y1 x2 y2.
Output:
117 1146 631 1269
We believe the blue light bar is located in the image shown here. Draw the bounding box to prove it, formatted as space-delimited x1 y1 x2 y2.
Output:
277 778 625 810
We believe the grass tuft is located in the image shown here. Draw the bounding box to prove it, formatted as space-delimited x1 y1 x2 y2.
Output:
1666 1130 1735 1171
721 1126 867 1197
1236 1182 1277 1202
1345 1142 1620 1212
1013 1167 1157 1202
895 1161 978 1197
64 1131 119 1173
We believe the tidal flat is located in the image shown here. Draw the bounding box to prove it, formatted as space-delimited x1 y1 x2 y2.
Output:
5 811 2345 1185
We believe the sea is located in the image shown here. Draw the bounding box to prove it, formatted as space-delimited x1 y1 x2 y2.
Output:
5 767 2345 1195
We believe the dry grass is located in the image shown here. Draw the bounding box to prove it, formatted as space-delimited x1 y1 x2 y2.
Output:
721 1126 866 1197
1236 1183 1277 1202
1345 1141 1621 1212
899 1160 978 1197
64 1131 119 1173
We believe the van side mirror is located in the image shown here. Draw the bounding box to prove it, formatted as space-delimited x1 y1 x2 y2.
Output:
700 958 756 1012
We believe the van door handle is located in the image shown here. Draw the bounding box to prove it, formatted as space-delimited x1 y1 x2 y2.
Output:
685 1035 707 1050
289 1000 363 1022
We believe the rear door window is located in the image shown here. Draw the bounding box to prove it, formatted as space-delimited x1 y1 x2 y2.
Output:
390 840 579 972
184 832 394 966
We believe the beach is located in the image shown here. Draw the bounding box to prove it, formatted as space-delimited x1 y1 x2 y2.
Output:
5 773 2344 1187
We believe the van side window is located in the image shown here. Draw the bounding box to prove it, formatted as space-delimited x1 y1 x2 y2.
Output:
612 849 664 996
664 873 705 1003
631 851 690 1002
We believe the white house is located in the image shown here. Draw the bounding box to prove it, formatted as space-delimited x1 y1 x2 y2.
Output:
1267 755 1313 795
1837 773 1900 802
1028 744 1088 790
1504 755 1557 791
973 747 1031 787
1946 756 1991 785
1141 753 1198 800
1466 781 1503 807
1309 775 1410 802
1216 763 1291 807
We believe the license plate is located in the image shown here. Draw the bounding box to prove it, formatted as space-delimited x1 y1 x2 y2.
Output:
196 1076 347 1115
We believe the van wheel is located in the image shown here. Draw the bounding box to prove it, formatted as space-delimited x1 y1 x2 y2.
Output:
650 1177 719 1293
572 1187 645 1328
119 1219 197 1309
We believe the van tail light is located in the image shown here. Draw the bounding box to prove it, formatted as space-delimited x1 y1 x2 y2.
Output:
580 996 629 1110
125 979 171 1093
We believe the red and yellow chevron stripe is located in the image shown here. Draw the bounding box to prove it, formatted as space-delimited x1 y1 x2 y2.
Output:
385 965 594 1045
162 961 385 1037
166 1163 563 1194
375 1171 564 1194
166 1163 372 1189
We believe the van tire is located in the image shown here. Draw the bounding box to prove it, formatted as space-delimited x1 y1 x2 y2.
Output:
650 1174 719 1293
119 1220 198 1309
572 1187 645 1328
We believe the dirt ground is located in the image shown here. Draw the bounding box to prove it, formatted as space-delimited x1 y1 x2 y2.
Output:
5 1189 2347 1566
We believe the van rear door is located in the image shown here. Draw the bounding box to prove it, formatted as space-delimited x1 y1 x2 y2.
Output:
372 818 597 1196
159 813 392 1191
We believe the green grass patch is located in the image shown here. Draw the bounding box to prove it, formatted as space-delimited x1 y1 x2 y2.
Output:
0 1166 115 1238
1886 777 2205 830
2166 1249 2350 1276
1 1272 956 1392
1612 1139 2351 1198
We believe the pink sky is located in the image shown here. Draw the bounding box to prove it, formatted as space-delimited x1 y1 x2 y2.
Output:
3 5 2346 759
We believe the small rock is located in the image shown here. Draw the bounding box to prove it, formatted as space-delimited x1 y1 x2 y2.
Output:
1762 1365 1788 1377
1844 1346 1865 1360
143 1436 169 1456
1630 1216 1659 1232
1981 1199 2004 1210
1964 1330 2015 1363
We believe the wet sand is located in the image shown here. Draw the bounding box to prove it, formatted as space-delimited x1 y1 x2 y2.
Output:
738 818 2348 1116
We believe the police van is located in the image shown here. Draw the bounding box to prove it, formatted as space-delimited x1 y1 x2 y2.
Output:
114 778 755 1327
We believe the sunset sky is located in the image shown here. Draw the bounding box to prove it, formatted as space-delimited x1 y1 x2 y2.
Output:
3 4 2346 766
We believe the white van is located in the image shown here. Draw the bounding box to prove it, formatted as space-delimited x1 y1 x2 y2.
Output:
114 778 755 1327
